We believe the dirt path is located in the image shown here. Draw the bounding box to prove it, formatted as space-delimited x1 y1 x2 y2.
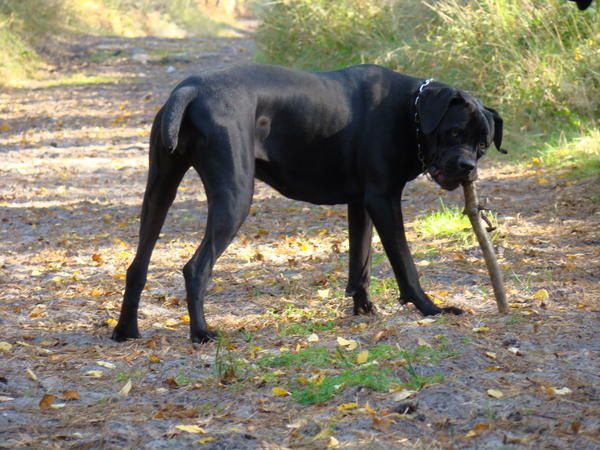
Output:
0 31 598 449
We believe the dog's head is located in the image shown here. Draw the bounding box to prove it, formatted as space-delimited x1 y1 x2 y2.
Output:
417 84 505 191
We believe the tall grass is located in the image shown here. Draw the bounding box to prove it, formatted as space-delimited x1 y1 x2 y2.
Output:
256 0 599 157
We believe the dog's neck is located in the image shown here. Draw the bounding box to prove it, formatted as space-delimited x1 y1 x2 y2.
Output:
413 78 434 174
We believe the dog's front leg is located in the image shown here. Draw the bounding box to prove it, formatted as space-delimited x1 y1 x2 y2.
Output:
365 193 463 315
345 202 375 315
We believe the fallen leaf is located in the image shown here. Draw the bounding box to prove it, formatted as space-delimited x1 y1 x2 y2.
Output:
272 387 290 397
371 330 386 344
356 350 369 364
337 337 358 351
417 318 436 325
105 318 118 327
39 394 56 409
96 361 116 369
336 402 358 411
532 289 549 299
508 347 523 356
50 403 66 409
92 253 103 263
175 424 206 434
119 379 133 396
417 338 432 348
472 326 490 333
180 314 190 324
165 318 179 327
149 354 161 363
26 368 38 381
59 390 80 400
307 333 319 343
85 370 104 378
0 342 12 351
0 396 15 402
487 389 504 399
317 289 330 299
552 387 572 396
537 177 549 185
393 389 417 402
197 436 217 444
466 422 491 437
485 352 497 359
327 436 339 448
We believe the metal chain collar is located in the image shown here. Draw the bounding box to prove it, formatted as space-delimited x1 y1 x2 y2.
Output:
414 78 434 174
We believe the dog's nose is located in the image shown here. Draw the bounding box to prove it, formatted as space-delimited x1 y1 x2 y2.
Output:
457 157 476 172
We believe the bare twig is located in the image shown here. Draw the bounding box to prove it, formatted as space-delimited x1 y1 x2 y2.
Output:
463 181 508 314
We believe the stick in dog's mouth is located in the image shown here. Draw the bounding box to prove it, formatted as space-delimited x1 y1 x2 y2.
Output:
462 180 508 314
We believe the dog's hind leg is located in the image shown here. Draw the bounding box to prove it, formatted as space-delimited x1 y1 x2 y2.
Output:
345 202 375 315
183 126 254 343
112 119 190 342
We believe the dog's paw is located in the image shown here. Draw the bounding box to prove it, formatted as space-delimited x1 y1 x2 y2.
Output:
190 330 219 344
353 295 376 315
440 306 464 315
111 325 141 342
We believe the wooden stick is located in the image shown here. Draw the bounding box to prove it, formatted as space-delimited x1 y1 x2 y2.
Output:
462 181 509 314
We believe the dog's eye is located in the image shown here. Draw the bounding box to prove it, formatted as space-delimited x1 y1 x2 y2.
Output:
478 141 487 150
449 130 460 138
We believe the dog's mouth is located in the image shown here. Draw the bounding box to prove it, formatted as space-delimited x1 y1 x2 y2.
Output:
428 165 462 191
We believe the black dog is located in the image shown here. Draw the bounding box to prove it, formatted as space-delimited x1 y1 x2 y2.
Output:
569 0 593 10
112 64 504 343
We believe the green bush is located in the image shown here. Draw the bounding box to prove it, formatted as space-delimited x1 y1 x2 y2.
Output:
256 0 598 146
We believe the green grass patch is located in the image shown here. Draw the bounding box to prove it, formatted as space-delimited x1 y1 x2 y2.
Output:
255 343 453 404
280 320 336 336
535 129 599 179
414 199 497 247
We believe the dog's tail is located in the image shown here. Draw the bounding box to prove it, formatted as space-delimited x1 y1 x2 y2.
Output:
160 85 199 153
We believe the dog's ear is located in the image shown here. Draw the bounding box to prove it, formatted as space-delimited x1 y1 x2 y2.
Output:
484 106 507 154
418 86 457 135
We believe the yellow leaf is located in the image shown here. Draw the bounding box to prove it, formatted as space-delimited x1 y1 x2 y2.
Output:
336 402 358 411
364 402 376 414
0 342 12 352
85 370 104 378
531 157 541 165
356 350 369 364
272 387 290 397
105 318 118 327
317 289 330 299
197 436 217 444
165 318 179 327
472 326 490 333
484 352 497 359
466 422 491 438
149 354 161 363
26 368 38 381
176 424 206 434
532 289 549 299
537 177 549 185
91 288 104 297
0 123 10 131
337 337 358 350
180 315 190 324
119 379 132 396
97 361 116 369
417 318 436 325
307 333 319 343
486 389 504 399
299 242 310 251
327 436 339 448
